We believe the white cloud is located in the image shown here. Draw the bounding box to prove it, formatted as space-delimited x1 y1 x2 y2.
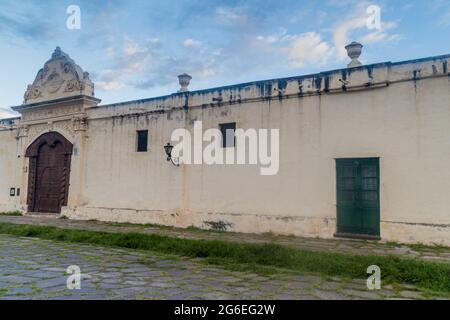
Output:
147 37 161 45
0 108 16 119
333 17 367 60
95 80 126 91
287 32 334 67
105 47 115 58
256 30 333 68
256 29 289 44
199 67 217 78
123 41 149 56
331 4 402 60
439 9 450 26
360 21 403 44
183 38 202 48
254 5 403 71
216 7 248 25
94 38 155 91
94 35 223 92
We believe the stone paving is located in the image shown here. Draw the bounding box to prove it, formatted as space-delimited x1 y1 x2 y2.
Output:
0 234 445 300
0 215 449 262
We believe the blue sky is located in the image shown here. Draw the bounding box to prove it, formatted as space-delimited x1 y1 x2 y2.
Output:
1 0 450 118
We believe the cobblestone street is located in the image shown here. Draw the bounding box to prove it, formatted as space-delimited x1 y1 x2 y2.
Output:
0 234 444 300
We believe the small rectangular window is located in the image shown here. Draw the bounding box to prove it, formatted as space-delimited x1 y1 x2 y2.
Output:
220 122 236 148
137 130 148 152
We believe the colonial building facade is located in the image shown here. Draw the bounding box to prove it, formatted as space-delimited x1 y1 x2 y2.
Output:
0 47 449 245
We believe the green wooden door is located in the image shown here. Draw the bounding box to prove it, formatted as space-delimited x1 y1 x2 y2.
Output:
336 158 380 238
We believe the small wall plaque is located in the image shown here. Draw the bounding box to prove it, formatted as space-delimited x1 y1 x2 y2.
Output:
9 188 15 197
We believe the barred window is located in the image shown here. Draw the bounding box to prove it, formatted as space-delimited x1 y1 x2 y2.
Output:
219 123 236 148
137 130 148 152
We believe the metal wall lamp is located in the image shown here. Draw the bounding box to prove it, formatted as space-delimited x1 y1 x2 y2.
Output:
164 143 180 167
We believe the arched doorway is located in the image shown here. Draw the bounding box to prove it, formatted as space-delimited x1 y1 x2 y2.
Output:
25 132 73 213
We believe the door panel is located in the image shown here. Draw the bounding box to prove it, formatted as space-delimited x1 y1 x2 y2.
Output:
34 142 69 213
336 158 380 237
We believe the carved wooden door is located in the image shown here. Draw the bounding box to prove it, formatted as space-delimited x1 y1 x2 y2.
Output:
26 132 72 213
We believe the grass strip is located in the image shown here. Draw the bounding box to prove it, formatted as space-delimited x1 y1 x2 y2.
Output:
0 211 23 216
0 221 448 295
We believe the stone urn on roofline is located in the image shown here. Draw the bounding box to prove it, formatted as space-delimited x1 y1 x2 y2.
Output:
178 73 192 92
345 41 363 68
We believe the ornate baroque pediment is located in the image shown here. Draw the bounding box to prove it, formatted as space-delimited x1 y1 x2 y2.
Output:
23 47 95 104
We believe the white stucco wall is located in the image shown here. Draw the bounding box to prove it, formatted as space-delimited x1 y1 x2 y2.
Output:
0 127 21 212
1 53 449 245
62 57 450 245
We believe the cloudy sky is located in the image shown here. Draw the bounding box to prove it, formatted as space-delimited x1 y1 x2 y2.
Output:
1 0 450 118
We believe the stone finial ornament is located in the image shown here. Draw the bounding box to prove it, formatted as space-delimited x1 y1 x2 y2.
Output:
23 47 95 104
178 73 192 92
345 42 363 68
52 46 63 58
